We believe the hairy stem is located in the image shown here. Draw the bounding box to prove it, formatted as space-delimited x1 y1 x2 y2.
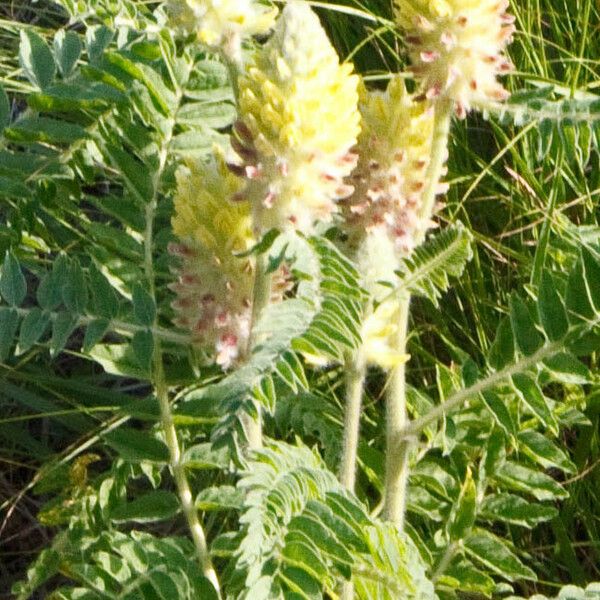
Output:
383 101 453 529
383 295 411 528
240 252 272 449
402 339 561 439
339 346 367 490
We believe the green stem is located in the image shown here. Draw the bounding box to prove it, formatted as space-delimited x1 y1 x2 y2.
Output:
13 307 191 346
383 295 411 528
401 339 561 439
144 196 220 594
338 346 367 490
154 353 221 593
431 541 458 583
240 252 272 449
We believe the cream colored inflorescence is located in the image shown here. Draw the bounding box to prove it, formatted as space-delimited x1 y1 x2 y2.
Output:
394 0 515 117
168 0 277 51
342 77 442 369
169 151 255 368
344 76 437 257
232 0 361 234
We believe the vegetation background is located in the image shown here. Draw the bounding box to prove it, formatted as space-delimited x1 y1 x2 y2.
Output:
0 0 599 598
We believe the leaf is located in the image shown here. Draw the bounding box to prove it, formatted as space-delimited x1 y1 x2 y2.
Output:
0 83 10 130
5 117 87 144
517 430 576 473
464 531 536 581
0 307 19 361
196 486 243 511
50 312 78 357
37 272 61 311
53 30 82 77
510 294 543 356
62 259 88 314
488 316 514 370
132 284 156 326
16 308 50 355
103 428 169 462
29 82 123 113
542 352 591 384
182 443 230 469
480 391 517 437
102 144 154 204
511 373 558 434
19 30 56 89
111 491 180 523
565 260 595 323
0 175 31 199
581 248 600 309
88 264 118 319
0 252 26 306
170 129 228 158
447 468 477 541
176 101 236 129
89 343 150 379
481 493 557 528
82 318 110 352
395 223 473 307
444 560 495 596
85 25 114 63
495 461 567 501
132 330 154 372
537 271 568 341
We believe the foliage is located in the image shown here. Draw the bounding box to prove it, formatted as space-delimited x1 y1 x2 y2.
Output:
0 0 600 599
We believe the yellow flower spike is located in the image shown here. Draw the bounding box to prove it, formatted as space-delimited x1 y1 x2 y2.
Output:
362 299 411 369
235 0 361 234
168 0 277 53
344 76 436 257
394 0 515 117
352 232 409 370
169 151 255 368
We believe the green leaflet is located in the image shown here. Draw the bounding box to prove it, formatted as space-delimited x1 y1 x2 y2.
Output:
395 223 473 307
225 441 434 600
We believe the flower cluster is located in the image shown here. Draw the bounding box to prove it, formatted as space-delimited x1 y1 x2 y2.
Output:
169 152 255 368
168 0 277 52
343 76 437 257
394 0 515 117
232 0 361 234
353 234 409 369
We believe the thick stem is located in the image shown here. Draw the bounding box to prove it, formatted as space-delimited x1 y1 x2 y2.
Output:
383 100 453 529
338 347 367 490
240 252 272 449
383 295 411 528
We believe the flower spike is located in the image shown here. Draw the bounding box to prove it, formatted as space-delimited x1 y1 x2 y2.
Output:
168 0 277 55
343 76 436 257
395 0 515 116
234 0 361 234
170 151 255 368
